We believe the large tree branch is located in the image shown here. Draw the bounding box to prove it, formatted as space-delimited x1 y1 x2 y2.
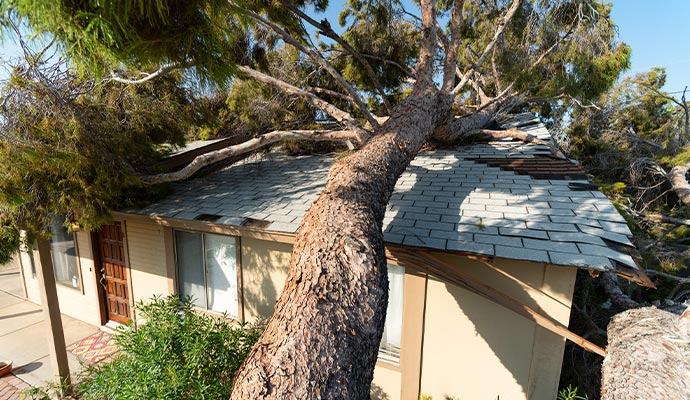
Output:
600 272 641 310
283 3 393 115
471 128 565 158
143 129 360 184
667 161 690 207
240 8 380 128
108 62 185 84
237 66 368 141
442 0 465 92
451 0 521 96
416 0 438 90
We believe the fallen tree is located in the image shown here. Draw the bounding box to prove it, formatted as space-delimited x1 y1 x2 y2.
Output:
1 0 631 397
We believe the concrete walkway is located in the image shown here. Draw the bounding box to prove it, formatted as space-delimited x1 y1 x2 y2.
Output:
0 262 100 392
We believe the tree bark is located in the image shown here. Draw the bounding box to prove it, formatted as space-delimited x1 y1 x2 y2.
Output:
667 161 690 207
230 85 449 398
601 306 690 400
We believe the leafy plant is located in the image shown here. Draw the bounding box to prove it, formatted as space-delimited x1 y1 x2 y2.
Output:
557 385 589 400
64 295 261 400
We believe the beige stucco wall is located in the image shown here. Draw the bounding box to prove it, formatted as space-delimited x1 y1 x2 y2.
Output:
372 365 402 399
124 220 171 306
16 214 576 399
419 254 577 400
240 237 291 323
20 231 102 326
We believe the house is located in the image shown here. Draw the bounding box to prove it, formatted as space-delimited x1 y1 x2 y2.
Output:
13 114 652 399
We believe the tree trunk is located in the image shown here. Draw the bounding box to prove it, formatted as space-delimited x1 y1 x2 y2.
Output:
601 306 690 399
230 86 449 398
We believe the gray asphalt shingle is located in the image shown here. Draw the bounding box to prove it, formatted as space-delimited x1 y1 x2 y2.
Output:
127 113 641 274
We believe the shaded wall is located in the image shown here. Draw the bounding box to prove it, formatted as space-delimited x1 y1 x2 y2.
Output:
419 254 576 400
125 220 171 305
20 230 102 326
240 237 290 323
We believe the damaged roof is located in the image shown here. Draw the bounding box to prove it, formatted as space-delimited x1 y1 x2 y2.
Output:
127 113 650 285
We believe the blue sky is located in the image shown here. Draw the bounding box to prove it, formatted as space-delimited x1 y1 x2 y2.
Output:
610 1 690 94
1 1 689 95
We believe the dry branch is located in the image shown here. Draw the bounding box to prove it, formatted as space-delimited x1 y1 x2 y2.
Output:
143 129 358 184
667 161 690 207
109 63 184 84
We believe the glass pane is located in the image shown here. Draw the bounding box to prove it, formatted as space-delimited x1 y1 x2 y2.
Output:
204 234 238 317
175 231 206 309
48 216 80 289
379 264 404 364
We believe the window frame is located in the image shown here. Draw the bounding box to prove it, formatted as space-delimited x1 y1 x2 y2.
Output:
48 216 83 292
377 263 405 367
173 229 243 320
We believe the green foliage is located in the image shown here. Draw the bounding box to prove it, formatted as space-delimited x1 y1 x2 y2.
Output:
557 385 589 400
0 221 21 264
0 61 190 244
457 0 629 111
336 1 419 97
1 1 320 88
598 181 626 198
188 46 321 142
73 295 263 400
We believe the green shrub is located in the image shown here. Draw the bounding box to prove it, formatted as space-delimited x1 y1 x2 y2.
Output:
75 295 263 400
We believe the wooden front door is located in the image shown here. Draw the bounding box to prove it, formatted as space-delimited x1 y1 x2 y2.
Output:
97 222 131 324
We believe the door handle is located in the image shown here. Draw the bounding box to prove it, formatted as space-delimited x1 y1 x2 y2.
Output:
99 268 107 290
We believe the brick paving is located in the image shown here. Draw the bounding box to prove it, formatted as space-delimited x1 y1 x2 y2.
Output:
0 373 30 400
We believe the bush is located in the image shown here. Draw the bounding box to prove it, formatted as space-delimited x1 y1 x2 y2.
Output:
74 295 262 399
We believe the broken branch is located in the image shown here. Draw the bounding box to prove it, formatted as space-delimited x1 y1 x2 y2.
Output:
143 129 360 184
472 127 565 158
109 62 185 84
667 161 690 207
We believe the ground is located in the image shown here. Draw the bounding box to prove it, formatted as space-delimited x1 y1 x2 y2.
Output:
0 261 109 396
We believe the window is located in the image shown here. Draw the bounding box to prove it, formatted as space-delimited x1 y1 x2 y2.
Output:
48 215 81 289
175 230 239 318
379 264 404 364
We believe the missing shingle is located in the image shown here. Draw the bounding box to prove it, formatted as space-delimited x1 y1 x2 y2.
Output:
240 217 271 228
469 156 588 180
194 213 222 222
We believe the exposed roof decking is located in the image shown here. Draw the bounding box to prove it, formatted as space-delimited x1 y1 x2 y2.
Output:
129 115 641 276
